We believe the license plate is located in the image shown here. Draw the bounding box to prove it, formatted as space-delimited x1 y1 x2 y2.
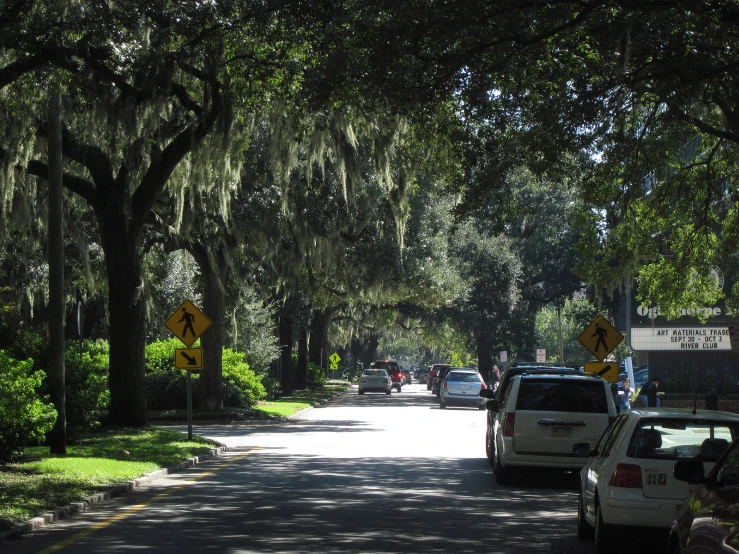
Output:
551 427 572 437
458 385 471 390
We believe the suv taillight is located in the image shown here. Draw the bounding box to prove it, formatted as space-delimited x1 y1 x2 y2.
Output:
503 413 515 437
608 463 643 488
443 381 448 389
480 382 486 389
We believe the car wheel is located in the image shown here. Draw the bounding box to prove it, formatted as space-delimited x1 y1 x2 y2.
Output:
386 389 391 395
494 445 513 485
440 402 446 409
594 500 616 554
577 489 594 541
358 390 364 395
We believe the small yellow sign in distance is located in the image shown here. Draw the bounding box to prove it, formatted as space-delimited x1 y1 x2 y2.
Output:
175 348 203 370
165 299 213 348
584 361 620 383
329 352 341 365
330 363 339 370
578 315 624 361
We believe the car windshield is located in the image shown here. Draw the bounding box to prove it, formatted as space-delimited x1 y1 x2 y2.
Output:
515 379 608 413
371 362 398 371
626 418 739 461
363 369 386 376
448 372 481 382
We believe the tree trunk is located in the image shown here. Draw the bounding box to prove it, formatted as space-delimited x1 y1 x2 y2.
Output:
362 335 379 369
103 231 147 426
200 266 226 411
296 329 308 390
308 309 332 367
477 334 493 380
47 84 65 453
280 312 294 396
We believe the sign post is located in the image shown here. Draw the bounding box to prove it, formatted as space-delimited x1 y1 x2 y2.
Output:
578 315 624 361
166 299 212 440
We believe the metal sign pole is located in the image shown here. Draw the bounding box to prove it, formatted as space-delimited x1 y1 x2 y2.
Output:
187 370 193 441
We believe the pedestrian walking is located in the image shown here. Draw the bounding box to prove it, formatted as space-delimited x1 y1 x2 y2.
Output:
639 376 661 408
618 378 634 412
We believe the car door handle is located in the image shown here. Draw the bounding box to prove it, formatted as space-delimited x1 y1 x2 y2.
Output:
538 419 587 426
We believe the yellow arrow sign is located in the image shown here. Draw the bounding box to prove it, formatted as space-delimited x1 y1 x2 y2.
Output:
175 348 203 370
165 299 212 348
578 315 624 361
583 361 619 383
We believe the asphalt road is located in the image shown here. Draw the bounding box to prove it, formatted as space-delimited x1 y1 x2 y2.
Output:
1 383 661 554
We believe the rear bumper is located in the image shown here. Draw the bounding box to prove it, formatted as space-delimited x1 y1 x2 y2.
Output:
499 438 589 470
602 490 682 529
440 391 485 406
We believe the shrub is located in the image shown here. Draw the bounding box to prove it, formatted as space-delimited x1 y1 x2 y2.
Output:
307 362 326 389
222 348 267 407
145 338 198 410
64 339 110 433
261 374 281 399
0 351 57 461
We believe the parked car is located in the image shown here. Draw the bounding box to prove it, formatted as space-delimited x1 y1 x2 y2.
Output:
401 369 413 385
370 360 403 391
426 364 450 390
671 434 739 554
440 369 486 409
358 368 392 395
480 365 584 467
432 365 456 397
483 371 616 485
574 408 739 554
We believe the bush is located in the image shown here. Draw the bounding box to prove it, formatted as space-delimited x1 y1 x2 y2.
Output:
307 362 326 389
222 348 267 407
145 338 198 410
0 351 57 461
261 374 281 400
64 339 110 433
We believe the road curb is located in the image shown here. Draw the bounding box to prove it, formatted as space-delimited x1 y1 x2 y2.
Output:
0 443 228 544
288 388 352 418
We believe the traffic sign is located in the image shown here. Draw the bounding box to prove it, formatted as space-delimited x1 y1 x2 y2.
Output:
165 299 212 347
175 348 203 370
584 361 619 383
329 352 341 370
536 348 546 363
499 351 508 363
578 315 624 361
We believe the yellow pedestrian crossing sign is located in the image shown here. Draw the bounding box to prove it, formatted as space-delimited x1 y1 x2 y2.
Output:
578 315 623 361
175 348 203 370
584 361 619 383
329 352 341 370
165 299 212 348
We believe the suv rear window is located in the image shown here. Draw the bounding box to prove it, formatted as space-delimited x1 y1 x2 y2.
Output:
448 372 482 382
515 379 608 413
371 361 399 372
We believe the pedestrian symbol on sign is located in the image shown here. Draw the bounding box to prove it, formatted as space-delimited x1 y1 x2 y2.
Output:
178 308 197 339
591 323 608 353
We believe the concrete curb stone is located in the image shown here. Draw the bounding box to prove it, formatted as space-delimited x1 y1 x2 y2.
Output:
0 443 228 544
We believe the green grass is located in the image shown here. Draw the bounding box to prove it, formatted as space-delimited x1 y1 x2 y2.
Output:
255 386 349 418
0 428 217 530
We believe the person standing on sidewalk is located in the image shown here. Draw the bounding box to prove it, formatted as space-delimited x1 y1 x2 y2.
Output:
618 378 634 412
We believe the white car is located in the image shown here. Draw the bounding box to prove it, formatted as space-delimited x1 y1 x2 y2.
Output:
487 372 617 485
440 369 486 409
358 369 392 395
575 408 739 554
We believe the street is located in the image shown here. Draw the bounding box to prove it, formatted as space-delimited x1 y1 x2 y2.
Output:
1 384 659 554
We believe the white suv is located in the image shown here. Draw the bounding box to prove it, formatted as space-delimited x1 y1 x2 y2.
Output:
487 372 617 485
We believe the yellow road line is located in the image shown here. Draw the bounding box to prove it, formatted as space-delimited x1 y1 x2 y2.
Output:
37 447 261 554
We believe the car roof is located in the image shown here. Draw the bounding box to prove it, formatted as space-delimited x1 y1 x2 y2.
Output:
517 372 604 381
448 368 478 373
626 408 739 421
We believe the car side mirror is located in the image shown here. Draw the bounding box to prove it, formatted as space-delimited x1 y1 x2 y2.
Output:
479 389 494 399
674 460 707 484
571 442 595 457
485 399 499 412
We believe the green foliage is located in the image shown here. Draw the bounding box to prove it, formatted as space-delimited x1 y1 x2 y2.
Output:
222 348 267 407
306 362 326 389
145 338 192 410
0 351 57 461
534 296 599 365
64 339 110 433
261 374 282 400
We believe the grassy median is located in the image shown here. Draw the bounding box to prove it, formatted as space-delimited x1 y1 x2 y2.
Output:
255 385 349 418
0 427 217 531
